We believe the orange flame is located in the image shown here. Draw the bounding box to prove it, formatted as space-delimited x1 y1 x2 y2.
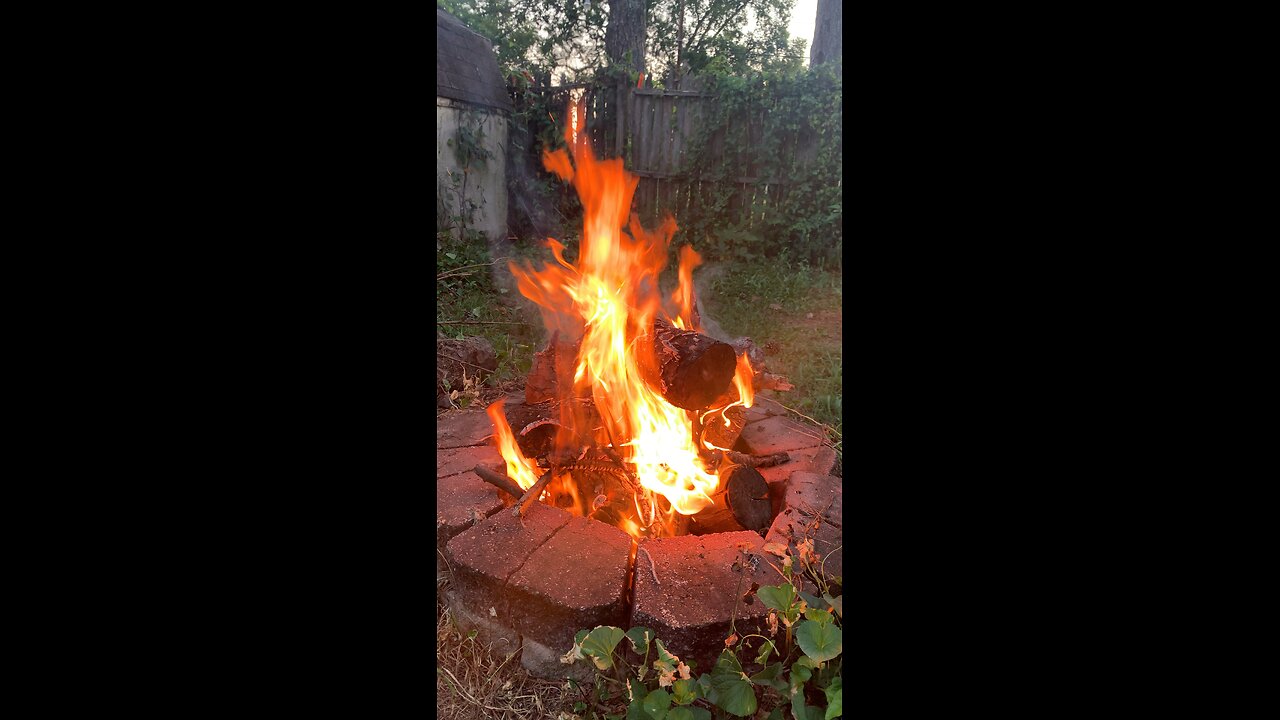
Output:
501 100 752 535
670 245 702 330
486 399 541 491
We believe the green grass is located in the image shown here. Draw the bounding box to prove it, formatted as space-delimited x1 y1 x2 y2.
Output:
436 232 543 394
703 257 843 446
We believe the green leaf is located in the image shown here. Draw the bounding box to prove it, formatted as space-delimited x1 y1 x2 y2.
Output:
574 701 588 713
754 638 776 665
756 584 795 613
696 674 715 704
445 251 457 259
710 650 743 681
672 679 698 706
581 626 625 670
803 608 833 626
688 708 712 720
654 638 679 665
642 689 672 720
626 627 653 656
667 709 694 720
790 657 815 684
796 621 842 663
824 677 842 720
750 662 787 692
711 674 758 717
767 708 784 720
628 677 647 704
822 594 842 618
797 590 823 610
470 306 482 317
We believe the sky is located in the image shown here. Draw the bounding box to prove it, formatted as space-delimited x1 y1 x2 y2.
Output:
787 0 818 59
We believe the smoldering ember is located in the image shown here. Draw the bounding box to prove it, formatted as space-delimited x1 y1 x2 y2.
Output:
437 104 841 680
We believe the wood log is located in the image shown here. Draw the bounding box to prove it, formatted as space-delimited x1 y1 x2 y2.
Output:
500 397 600 458
689 464 773 535
525 331 584 403
642 317 737 410
472 464 525 501
701 405 748 453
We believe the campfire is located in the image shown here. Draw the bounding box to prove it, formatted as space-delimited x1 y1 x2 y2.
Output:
473 103 793 540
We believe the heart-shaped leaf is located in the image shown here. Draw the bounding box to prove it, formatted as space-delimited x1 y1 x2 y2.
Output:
711 674 758 717
642 688 671 720
756 583 796 613
581 626 625 669
667 708 694 720
796 621 842 663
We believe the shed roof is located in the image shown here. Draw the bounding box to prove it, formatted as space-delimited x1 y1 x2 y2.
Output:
436 8 513 113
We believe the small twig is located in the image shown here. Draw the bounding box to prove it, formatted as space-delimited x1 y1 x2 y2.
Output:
723 450 790 468
437 320 533 326
512 470 554 517
769 398 842 439
473 465 525 501
436 257 512 280
640 546 660 588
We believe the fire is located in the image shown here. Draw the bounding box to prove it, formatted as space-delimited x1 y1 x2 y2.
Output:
486 399 541 491
501 101 751 536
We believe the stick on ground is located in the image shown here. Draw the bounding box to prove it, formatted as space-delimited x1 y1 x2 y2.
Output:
473 465 525 501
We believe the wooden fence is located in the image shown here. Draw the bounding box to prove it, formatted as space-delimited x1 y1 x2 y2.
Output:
511 76 827 230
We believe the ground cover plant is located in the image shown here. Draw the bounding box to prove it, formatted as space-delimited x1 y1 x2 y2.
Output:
561 539 842 720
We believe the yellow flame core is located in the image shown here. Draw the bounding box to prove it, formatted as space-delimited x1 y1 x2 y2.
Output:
504 101 746 532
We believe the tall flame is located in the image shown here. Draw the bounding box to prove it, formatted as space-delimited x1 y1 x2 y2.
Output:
503 101 749 533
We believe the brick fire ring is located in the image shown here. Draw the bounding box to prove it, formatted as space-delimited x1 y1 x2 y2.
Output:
436 390 842 679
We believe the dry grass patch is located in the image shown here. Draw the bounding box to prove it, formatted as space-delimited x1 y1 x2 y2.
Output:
436 587 575 720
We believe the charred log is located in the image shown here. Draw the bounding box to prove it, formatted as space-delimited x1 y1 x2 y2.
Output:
641 317 737 410
701 405 748 454
689 464 773 535
525 330 583 404
500 397 601 458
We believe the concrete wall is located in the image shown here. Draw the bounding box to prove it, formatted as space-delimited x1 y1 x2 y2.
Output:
437 98 508 245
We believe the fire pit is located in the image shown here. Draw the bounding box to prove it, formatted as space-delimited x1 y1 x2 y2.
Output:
436 104 841 677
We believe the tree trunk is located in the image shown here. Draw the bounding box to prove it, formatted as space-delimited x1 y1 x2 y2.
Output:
606 0 647 75
809 0 842 76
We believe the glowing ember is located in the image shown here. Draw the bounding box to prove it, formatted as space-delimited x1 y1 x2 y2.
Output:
497 101 753 538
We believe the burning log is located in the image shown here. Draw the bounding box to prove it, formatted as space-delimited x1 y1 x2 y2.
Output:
701 405 748 454
524 330 582 403
642 317 738 411
500 397 600 458
513 470 555 517
689 464 773 535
